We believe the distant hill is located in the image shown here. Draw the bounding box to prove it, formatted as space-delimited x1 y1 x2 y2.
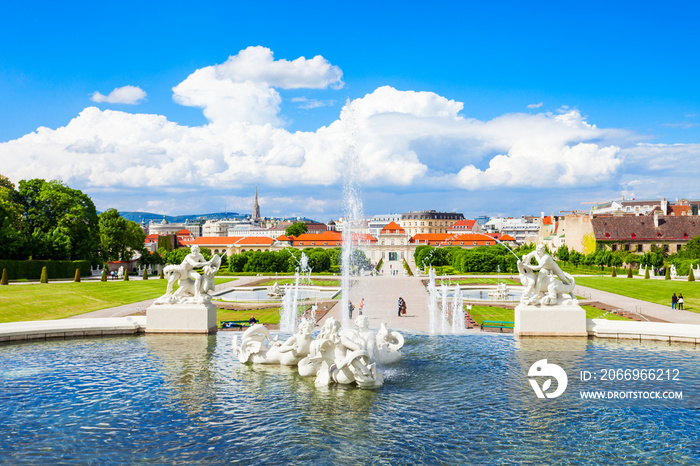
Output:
119 211 319 224
119 211 243 223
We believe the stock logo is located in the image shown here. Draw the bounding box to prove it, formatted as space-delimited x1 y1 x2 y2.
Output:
528 359 568 399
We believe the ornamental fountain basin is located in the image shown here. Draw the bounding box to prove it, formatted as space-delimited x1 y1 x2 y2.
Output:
1 333 699 464
214 286 341 302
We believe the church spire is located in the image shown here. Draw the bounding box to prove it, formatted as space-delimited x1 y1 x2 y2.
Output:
252 187 261 222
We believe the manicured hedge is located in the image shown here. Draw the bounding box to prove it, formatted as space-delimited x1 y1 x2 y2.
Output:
0 260 92 280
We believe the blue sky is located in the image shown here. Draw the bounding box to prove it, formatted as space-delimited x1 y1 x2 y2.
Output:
2 1 700 221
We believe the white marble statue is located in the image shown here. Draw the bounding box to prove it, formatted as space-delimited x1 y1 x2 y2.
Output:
267 282 283 298
487 282 510 300
639 264 646 276
518 244 577 306
155 246 222 304
670 264 678 280
117 266 124 279
238 316 403 390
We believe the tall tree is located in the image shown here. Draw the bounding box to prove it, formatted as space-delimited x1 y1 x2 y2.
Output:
0 175 24 259
17 179 99 261
285 222 308 237
98 208 147 261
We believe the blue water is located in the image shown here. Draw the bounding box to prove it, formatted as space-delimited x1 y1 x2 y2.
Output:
1 334 699 465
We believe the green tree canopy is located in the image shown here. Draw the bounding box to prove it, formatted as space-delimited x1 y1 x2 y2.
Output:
285 222 308 237
0 175 24 259
17 179 99 261
677 236 700 260
98 209 147 262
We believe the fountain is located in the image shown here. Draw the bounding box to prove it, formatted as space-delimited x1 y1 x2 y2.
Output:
340 101 365 330
427 268 467 334
232 316 404 389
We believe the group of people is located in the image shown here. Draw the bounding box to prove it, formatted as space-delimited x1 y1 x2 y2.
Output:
397 297 407 317
671 293 685 310
348 298 364 319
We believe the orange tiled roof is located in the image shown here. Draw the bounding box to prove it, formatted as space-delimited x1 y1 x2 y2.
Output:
669 205 691 216
380 221 405 234
234 237 275 246
190 236 244 246
448 220 477 230
294 231 377 246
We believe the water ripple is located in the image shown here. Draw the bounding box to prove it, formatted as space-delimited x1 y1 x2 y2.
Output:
0 334 699 464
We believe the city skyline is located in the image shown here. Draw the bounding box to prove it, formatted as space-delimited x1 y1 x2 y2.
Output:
2 2 700 221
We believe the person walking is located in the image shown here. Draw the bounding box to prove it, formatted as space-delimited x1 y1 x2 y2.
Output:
397 297 403 317
678 293 684 310
348 301 354 319
671 293 678 309
358 298 364 316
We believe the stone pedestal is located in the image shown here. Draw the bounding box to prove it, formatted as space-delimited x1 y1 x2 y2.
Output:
514 304 587 337
146 302 218 334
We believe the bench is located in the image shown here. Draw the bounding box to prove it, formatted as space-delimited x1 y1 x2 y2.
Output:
220 320 251 330
481 320 514 332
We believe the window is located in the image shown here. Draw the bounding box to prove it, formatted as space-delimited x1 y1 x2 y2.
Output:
486 242 490 245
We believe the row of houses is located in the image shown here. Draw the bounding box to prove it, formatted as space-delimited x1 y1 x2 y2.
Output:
144 221 516 271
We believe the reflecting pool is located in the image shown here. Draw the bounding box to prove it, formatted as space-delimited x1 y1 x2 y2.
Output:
216 287 340 302
1 334 699 464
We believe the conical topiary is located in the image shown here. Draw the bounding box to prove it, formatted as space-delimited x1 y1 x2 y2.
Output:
1 268 8 285
627 267 633 278
665 266 671 280
123 270 129 281
159 269 164 279
644 268 650 279
611 267 617 277
74 268 81 282
143 268 149 280
40 266 49 283
689 268 695 282
101 268 107 282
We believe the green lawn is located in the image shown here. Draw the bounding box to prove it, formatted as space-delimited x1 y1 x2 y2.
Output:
440 278 521 286
218 307 281 325
467 305 514 325
0 277 236 323
257 279 341 287
576 276 699 313
467 304 632 325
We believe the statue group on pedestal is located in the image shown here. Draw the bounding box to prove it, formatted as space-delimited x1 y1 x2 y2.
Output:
155 245 222 305
517 244 577 306
232 316 404 389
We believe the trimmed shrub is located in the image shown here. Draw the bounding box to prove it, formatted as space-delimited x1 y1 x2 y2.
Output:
627 267 633 278
74 268 81 282
644 268 650 279
665 266 671 280
143 268 149 280
159 269 165 279
123 270 129 281
101 268 107 282
689 269 695 282
40 266 49 283
0 260 91 280
1 269 8 285
611 267 617 277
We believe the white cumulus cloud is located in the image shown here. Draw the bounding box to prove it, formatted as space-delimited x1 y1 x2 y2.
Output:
172 46 343 126
91 85 147 105
5 47 691 217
